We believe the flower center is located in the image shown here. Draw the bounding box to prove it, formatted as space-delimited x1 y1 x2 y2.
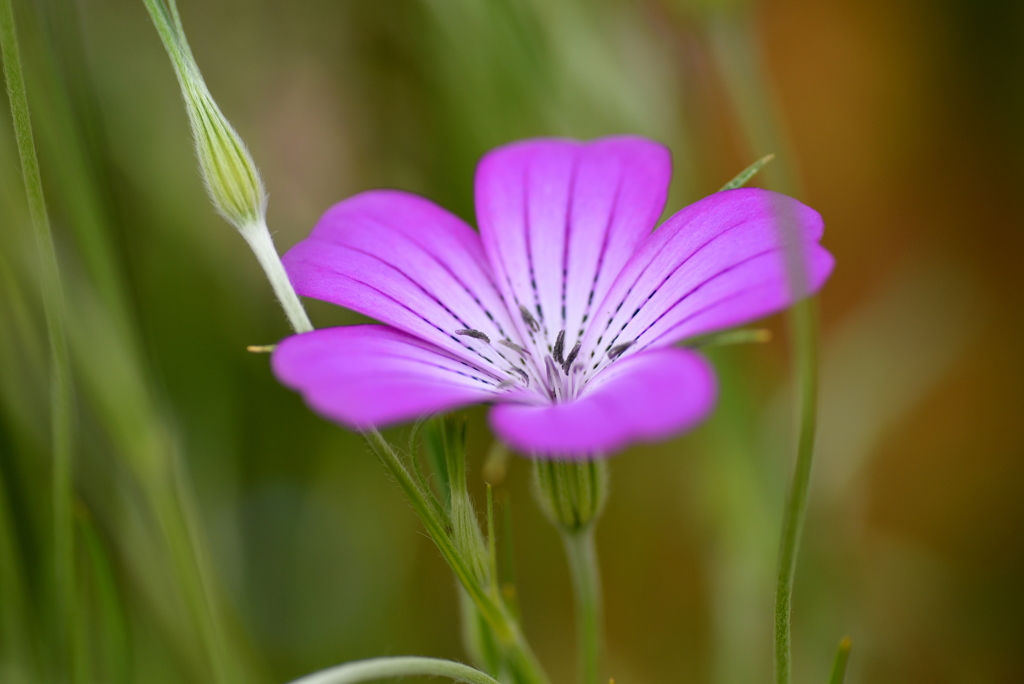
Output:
455 299 631 404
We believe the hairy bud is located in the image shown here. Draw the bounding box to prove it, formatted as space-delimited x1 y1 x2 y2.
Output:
180 70 266 233
532 459 608 534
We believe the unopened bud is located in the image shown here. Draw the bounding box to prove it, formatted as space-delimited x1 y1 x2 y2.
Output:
143 1 313 331
180 72 266 232
532 459 608 533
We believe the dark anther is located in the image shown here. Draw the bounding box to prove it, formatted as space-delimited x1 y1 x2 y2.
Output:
519 305 540 333
562 341 581 375
456 329 490 343
544 356 561 400
552 330 566 365
499 339 526 355
509 367 530 386
496 379 515 390
607 341 633 360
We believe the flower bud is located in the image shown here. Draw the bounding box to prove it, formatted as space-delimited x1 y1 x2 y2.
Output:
532 459 608 534
143 1 313 332
180 73 266 233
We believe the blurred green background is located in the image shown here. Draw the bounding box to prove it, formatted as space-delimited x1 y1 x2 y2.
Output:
1 0 1022 683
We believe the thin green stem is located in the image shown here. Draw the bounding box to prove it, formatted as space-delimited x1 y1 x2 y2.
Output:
0 0 76 677
141 0 313 334
827 637 851 684
286 656 502 684
705 13 822 684
365 430 549 684
773 299 819 684
486 484 498 595
242 223 313 333
561 528 602 684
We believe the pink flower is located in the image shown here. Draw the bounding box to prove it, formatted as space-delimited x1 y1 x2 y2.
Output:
272 137 833 458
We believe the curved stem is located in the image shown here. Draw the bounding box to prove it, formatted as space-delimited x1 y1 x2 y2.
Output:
287 657 502 684
772 299 819 684
705 13 822 684
561 528 602 684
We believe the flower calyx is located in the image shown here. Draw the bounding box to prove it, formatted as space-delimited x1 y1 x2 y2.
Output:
532 458 608 534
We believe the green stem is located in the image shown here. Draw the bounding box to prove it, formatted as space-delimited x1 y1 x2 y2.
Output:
773 299 819 684
561 528 602 684
242 222 314 333
141 0 313 334
286 656 502 684
0 0 77 676
365 430 549 684
826 637 851 684
705 14 822 684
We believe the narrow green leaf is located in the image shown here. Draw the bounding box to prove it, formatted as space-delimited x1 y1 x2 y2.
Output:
500 495 519 617
719 153 775 191
685 328 772 349
423 420 452 508
827 637 851 684
486 484 497 594
0 1 76 677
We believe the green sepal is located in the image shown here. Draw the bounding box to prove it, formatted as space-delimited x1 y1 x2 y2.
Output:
532 459 608 534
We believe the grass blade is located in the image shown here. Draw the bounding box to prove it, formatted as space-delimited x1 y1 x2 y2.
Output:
0 0 76 677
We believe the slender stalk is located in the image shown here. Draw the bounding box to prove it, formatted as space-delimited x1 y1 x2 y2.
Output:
0 0 77 677
141 0 313 334
286 656 502 684
561 528 602 684
705 13 822 684
772 299 818 684
365 430 549 684
826 637 851 684
242 223 313 333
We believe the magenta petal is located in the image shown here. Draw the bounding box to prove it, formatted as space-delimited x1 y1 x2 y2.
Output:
474 136 671 359
273 325 502 430
282 190 522 370
580 188 832 371
488 348 716 458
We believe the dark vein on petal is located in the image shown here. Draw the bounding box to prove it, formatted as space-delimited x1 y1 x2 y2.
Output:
319 216 515 340
577 174 623 338
356 350 504 389
586 241 812 379
586 216 751 352
561 153 580 330
324 244 520 370
630 242 816 349
633 283 765 354
306 263 506 380
599 241 793 358
522 162 545 336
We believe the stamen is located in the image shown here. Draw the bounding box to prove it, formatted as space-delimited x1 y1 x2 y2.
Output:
499 339 527 355
456 328 490 343
544 356 561 401
607 341 633 360
509 366 530 386
552 330 566 365
519 305 540 333
496 379 515 390
562 341 581 375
